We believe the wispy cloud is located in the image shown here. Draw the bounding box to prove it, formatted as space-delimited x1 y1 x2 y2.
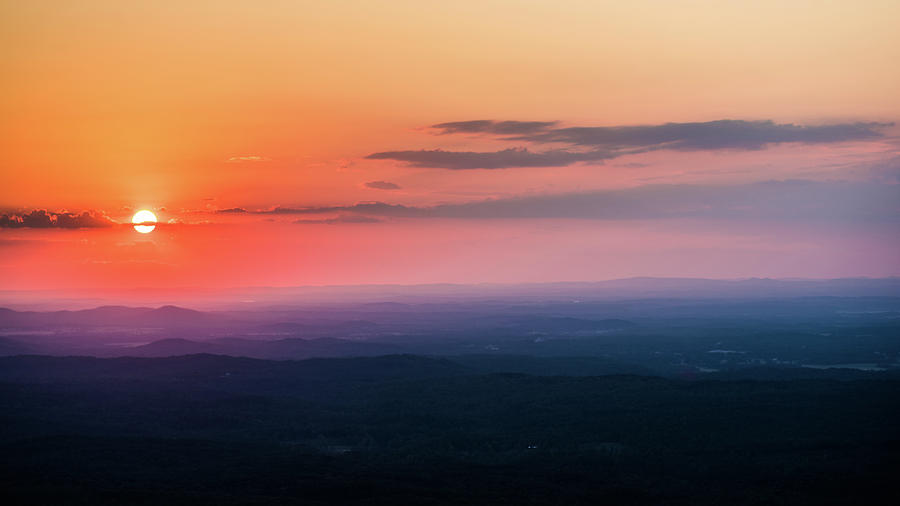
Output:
226 155 272 163
506 120 891 150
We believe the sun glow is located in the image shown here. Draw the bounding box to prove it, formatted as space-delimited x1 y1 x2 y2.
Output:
132 210 157 233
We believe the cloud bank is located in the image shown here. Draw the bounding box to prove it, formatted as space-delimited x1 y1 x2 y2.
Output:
0 210 116 229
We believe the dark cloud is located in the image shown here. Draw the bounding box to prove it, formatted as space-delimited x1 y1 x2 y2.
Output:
20 210 53 228
55 212 116 228
431 120 558 135
216 207 248 213
254 181 899 223
0 210 116 229
366 148 613 170
370 119 892 169
365 181 402 190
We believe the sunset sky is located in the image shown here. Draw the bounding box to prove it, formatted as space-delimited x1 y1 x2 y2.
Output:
2 0 899 292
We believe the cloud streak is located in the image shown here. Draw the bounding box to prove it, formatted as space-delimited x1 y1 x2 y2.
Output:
366 148 613 170
237 181 900 223
368 119 892 169
294 214 383 225
508 120 891 150
430 120 558 135
226 155 271 163
364 181 402 190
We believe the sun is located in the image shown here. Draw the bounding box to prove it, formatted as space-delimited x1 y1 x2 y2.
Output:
132 210 157 234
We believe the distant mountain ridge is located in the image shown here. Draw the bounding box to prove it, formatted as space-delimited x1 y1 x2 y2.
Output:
2 277 899 311
0 305 221 328
3 278 899 319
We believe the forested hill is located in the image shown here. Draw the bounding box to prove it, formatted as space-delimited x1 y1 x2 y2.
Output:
1 354 898 505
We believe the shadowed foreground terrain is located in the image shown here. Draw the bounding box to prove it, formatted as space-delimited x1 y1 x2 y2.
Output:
1 354 898 505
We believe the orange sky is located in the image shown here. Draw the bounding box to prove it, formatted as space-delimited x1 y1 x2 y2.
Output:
2 1 899 291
